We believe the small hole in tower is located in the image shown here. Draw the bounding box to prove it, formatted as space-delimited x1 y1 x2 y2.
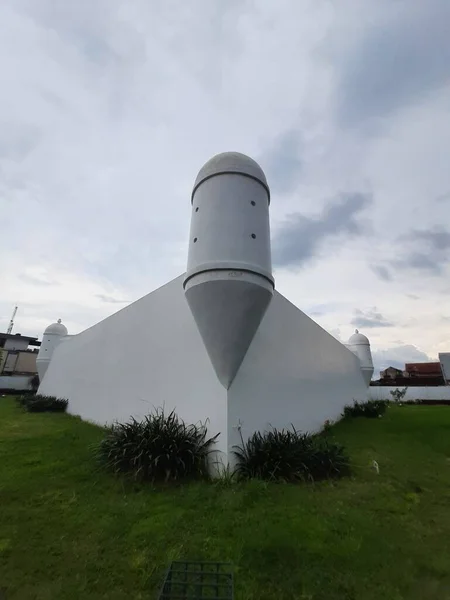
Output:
251 233 256 239
195 207 199 212
251 201 256 206
193 237 198 243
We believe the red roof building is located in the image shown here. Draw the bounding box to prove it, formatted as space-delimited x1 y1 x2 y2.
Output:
404 362 443 377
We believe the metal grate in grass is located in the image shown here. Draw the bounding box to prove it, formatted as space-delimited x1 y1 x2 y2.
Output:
157 561 234 599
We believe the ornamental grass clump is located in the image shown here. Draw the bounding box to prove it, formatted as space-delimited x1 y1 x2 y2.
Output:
94 408 219 483
342 400 388 419
233 426 350 483
16 394 68 412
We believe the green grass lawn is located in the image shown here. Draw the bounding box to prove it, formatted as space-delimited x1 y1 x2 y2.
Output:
1 398 450 600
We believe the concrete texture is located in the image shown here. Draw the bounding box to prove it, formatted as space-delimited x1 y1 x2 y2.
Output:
40 276 368 466
228 292 368 459
39 275 229 460
185 272 273 388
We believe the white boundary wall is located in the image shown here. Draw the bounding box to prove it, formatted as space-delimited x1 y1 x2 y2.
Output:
369 386 450 401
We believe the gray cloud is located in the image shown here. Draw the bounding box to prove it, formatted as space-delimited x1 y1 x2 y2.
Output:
390 226 450 275
262 130 302 194
393 252 441 274
95 294 130 304
436 191 450 203
372 344 434 375
412 228 450 251
20 274 55 287
1 0 449 368
0 122 41 160
336 1 450 126
351 308 393 329
371 265 392 282
306 302 344 318
273 192 371 268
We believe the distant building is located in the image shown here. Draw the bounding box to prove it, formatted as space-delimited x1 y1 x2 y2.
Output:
380 366 403 381
0 333 40 352
0 333 41 391
372 361 445 387
404 362 443 379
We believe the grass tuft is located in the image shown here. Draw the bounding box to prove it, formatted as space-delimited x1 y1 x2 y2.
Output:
93 408 219 482
342 399 388 419
16 394 68 412
233 426 351 482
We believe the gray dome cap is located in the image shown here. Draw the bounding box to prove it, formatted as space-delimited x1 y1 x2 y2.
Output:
348 329 370 345
44 319 68 336
192 151 270 202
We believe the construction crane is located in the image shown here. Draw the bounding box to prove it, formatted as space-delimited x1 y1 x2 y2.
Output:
6 305 18 335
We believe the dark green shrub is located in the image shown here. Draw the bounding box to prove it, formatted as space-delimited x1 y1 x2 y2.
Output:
18 394 68 412
94 409 219 483
16 394 33 407
233 426 350 483
30 374 40 392
342 400 388 419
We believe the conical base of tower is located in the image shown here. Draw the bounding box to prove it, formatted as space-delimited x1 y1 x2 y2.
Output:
184 272 273 389
361 367 374 387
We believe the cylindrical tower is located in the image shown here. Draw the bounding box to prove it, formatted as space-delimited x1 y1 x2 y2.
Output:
184 151 274 388
347 329 374 387
36 319 68 382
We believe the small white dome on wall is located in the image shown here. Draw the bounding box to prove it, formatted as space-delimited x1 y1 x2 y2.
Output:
36 319 69 383
44 319 68 336
347 329 374 387
348 329 370 346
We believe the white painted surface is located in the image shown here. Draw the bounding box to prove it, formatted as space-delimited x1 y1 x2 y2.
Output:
39 276 228 460
228 292 368 459
39 276 380 468
44 321 68 336
438 353 450 383
184 152 274 389
369 386 450 401
3 338 29 351
347 330 374 387
185 271 273 389
36 320 68 381
186 157 272 283
0 376 32 391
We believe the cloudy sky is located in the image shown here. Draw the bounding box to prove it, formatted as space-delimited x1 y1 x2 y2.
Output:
1 0 450 375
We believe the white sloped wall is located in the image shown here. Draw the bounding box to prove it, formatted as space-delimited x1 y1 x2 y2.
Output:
227 291 367 458
39 275 228 458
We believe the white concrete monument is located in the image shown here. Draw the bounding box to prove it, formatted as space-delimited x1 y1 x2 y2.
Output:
38 152 367 466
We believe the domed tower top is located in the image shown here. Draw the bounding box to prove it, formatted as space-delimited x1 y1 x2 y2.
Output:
193 151 270 202
348 329 370 345
36 319 68 382
44 319 68 336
